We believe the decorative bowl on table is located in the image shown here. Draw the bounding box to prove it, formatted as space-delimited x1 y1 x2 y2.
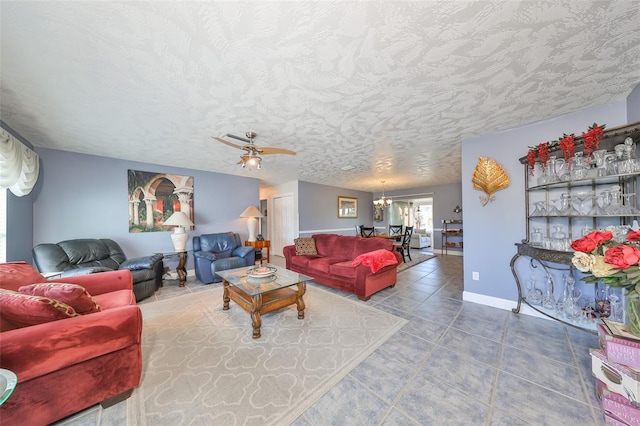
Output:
246 266 277 278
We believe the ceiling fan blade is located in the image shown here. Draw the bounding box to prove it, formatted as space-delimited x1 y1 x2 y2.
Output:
212 136 244 150
258 147 297 155
226 133 251 143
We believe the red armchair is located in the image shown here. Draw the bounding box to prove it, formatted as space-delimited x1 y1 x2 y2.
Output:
0 262 142 426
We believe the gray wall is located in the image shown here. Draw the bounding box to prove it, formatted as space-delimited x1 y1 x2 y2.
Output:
6 190 34 262
31 148 260 271
298 181 373 237
461 99 629 303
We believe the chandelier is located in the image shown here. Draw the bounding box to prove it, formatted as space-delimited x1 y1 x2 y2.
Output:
373 180 392 208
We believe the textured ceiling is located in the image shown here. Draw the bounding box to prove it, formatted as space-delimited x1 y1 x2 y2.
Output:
1 1 639 192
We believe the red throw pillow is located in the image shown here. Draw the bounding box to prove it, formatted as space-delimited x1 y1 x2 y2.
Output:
19 283 101 314
0 288 79 329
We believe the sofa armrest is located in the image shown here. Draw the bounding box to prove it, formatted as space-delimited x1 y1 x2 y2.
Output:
194 251 216 262
120 253 163 271
49 270 133 296
232 246 253 258
283 245 296 268
58 266 113 278
0 304 142 382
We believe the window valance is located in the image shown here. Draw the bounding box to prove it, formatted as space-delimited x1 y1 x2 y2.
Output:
0 127 40 196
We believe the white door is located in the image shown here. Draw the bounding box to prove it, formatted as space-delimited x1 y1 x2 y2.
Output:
272 194 296 256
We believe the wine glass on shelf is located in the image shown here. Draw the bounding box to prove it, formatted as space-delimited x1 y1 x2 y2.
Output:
547 197 561 216
573 191 593 216
530 201 547 217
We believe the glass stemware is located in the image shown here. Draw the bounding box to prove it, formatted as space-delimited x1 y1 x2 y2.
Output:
573 191 593 215
530 201 547 217
622 193 640 215
559 193 580 216
588 193 607 216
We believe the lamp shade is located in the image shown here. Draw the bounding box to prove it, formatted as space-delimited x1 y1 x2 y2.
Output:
240 205 263 242
239 205 263 218
163 211 194 228
163 212 194 252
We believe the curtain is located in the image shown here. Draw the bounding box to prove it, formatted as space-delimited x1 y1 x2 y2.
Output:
0 128 40 196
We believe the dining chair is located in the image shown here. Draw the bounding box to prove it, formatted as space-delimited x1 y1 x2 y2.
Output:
389 224 403 241
393 226 413 262
360 226 375 238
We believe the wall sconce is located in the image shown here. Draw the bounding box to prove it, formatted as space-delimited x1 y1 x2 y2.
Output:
453 205 462 214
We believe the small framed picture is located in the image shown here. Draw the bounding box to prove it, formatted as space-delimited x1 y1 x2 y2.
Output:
338 196 358 218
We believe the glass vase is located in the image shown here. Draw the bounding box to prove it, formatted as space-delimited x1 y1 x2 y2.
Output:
625 292 640 337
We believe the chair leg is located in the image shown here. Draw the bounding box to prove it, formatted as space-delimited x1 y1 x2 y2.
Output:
406 247 412 261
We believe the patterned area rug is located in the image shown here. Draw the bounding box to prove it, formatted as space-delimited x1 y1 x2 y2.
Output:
127 285 407 425
397 252 436 273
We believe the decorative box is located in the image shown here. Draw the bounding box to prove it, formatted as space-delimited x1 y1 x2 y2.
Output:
596 379 640 425
599 321 640 370
592 349 640 407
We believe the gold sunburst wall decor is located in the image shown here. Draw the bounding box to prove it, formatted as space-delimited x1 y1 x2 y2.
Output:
472 157 510 206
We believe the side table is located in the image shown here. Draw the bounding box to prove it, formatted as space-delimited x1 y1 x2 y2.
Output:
245 240 270 264
158 251 189 287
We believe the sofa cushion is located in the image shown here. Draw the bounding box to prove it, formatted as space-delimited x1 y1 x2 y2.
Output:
290 255 319 270
93 289 136 310
329 260 357 279
312 234 340 257
0 261 47 292
0 288 80 329
307 257 346 274
198 233 237 258
19 283 101 314
352 237 393 257
294 238 318 255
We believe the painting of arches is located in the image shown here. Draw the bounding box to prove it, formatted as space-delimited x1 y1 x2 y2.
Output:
128 169 194 233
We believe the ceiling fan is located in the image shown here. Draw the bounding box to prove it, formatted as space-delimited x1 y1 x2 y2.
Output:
212 132 296 169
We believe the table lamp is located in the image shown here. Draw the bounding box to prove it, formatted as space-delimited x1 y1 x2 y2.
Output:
240 205 264 242
163 211 194 252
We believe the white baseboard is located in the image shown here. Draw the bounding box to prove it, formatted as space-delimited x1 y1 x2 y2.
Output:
462 291 552 321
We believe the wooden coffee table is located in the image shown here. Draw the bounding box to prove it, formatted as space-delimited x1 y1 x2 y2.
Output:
215 265 313 339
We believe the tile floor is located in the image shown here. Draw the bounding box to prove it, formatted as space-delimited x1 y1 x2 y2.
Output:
56 252 604 425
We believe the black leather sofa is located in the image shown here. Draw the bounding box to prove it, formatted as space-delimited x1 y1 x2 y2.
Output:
32 238 164 301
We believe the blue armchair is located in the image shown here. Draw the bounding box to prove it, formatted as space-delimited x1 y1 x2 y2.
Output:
193 232 255 283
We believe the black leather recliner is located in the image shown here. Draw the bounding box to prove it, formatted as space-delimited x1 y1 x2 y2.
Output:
32 238 164 301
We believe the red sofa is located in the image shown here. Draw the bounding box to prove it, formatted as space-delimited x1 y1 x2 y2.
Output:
283 234 401 300
0 262 142 425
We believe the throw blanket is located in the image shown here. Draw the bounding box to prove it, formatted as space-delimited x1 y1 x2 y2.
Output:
352 249 398 273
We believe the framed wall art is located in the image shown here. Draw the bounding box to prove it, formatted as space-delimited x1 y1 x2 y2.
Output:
338 196 358 218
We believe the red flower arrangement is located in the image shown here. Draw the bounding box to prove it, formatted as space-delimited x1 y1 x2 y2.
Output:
527 149 537 175
559 134 575 160
582 123 606 156
537 142 550 172
571 229 640 335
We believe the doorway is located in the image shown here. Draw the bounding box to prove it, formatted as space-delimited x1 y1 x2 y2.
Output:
388 196 433 237
271 194 296 257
